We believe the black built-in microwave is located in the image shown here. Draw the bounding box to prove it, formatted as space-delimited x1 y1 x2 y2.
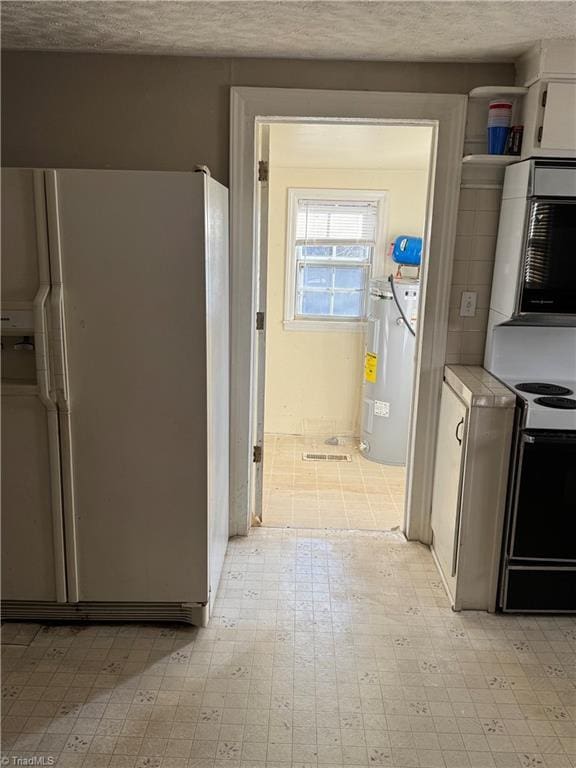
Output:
519 161 576 316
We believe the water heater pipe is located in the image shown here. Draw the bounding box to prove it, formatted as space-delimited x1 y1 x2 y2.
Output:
388 274 415 337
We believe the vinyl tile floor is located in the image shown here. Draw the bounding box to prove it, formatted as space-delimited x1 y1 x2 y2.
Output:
262 435 405 531
2 527 576 768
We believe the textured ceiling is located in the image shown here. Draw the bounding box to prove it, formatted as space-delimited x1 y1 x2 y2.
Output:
270 124 434 170
1 1 575 62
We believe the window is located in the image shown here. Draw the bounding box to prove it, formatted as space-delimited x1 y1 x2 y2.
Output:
284 189 386 330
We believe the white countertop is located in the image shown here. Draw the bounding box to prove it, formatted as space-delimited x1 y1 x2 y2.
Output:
445 365 516 409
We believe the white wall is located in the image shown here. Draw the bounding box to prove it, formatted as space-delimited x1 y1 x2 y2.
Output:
264 126 431 436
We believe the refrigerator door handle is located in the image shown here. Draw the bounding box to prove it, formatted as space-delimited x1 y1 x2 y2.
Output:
33 170 58 412
44 171 70 413
33 283 55 410
50 285 70 412
33 169 68 602
45 169 80 602
35 283 67 601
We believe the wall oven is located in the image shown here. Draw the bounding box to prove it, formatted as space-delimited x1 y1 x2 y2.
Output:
520 162 576 316
487 160 576 337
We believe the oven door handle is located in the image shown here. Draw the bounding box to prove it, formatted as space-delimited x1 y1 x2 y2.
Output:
523 432 576 445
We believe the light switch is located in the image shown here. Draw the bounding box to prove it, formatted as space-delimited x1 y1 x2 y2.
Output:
459 291 477 317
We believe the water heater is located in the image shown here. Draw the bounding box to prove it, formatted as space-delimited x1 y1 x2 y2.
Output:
361 278 419 465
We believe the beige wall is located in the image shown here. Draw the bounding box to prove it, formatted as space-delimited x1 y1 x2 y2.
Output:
1 52 513 183
265 159 429 436
1 52 514 370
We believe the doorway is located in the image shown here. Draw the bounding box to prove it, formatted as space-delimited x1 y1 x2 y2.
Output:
259 122 435 530
229 87 467 541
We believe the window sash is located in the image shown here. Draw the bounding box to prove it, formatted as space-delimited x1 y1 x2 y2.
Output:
285 190 386 327
295 244 373 262
294 261 370 320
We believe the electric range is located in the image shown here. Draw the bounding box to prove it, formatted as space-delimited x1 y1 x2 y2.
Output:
485 325 576 613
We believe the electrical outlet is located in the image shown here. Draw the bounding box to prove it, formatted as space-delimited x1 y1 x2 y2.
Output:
459 291 477 318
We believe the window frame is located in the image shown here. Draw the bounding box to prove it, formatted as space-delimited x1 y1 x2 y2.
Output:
284 188 388 331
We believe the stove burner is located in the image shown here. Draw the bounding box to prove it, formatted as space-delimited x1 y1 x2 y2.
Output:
534 396 576 410
516 382 574 396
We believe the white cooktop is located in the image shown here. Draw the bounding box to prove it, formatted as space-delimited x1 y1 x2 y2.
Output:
485 325 576 431
501 378 576 430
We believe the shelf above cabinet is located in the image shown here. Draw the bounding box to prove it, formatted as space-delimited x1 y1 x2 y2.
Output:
468 86 528 99
462 154 520 166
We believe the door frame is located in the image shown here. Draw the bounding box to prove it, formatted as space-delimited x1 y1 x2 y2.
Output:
229 86 467 541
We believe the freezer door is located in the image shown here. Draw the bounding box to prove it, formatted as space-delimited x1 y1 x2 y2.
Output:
46 170 214 604
1 394 65 600
1 168 67 603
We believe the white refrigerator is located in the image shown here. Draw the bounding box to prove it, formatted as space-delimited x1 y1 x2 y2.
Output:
1 167 229 625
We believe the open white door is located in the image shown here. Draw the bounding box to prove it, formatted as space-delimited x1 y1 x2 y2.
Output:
251 123 270 524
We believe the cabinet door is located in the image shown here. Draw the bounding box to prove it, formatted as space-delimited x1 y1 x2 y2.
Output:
540 82 576 151
1 169 40 303
430 382 468 599
1 394 65 601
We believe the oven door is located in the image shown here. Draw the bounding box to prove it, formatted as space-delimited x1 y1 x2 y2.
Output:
510 429 576 562
519 199 576 315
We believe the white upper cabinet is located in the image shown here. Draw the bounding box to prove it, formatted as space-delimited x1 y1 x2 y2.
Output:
521 79 576 159
540 82 576 151
517 40 576 159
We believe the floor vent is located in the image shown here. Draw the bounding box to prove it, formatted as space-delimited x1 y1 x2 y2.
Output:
302 452 351 462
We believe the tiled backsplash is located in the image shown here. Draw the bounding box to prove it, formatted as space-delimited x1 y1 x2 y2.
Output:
446 182 502 365
443 93 520 365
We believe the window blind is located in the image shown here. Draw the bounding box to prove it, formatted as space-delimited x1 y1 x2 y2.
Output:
295 199 378 245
